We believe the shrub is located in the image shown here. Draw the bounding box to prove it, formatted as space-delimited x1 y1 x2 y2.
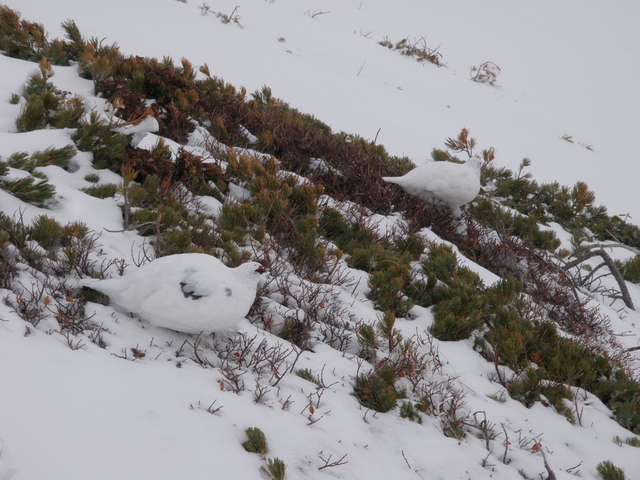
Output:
82 183 119 199
596 460 627 480
15 63 84 132
72 111 129 171
6 145 76 172
29 215 64 249
417 243 490 341
399 401 422 423
353 363 398 412
470 61 501 85
0 6 49 61
618 255 640 284
0 176 56 207
242 427 268 454
379 36 445 67
295 368 318 386
261 457 287 480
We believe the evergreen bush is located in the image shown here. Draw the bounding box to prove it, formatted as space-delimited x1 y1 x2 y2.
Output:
242 427 268 454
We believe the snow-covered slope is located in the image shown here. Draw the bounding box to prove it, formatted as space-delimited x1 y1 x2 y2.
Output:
1 2 640 480
6 0 640 223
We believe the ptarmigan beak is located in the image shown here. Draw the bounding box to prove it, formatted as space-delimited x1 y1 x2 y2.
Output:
256 265 267 275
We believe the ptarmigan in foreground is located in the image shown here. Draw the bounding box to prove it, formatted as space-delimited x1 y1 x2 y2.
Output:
80 254 266 334
382 158 482 217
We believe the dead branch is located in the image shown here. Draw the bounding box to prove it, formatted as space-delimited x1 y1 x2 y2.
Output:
563 248 635 310
318 452 348 470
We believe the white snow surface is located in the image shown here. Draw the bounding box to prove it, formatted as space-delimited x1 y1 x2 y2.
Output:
0 1 640 480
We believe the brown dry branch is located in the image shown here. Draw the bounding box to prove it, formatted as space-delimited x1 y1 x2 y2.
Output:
539 445 557 480
46 291 94 335
5 280 47 327
401 450 412 469
563 245 635 311
393 331 443 393
481 451 495 468
261 260 354 350
501 424 510 464
471 220 616 343
55 329 86 350
217 333 293 388
317 452 348 470
470 61 501 85
307 410 331 427
253 381 271 404
87 323 109 348
466 411 498 451
279 394 294 410
305 8 330 18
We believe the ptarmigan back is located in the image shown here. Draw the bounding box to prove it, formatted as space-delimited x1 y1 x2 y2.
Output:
80 254 265 334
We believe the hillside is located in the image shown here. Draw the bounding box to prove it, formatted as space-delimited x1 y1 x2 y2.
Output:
1 2 640 480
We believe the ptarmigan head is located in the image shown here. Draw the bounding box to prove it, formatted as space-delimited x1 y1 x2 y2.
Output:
235 262 267 285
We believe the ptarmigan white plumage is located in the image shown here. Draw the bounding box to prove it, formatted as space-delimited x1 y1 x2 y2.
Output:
80 254 265 334
382 158 483 217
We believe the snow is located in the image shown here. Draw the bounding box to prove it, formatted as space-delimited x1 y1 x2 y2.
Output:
1 1 640 479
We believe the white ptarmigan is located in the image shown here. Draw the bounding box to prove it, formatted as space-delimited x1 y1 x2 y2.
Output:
80 254 266 334
382 158 483 217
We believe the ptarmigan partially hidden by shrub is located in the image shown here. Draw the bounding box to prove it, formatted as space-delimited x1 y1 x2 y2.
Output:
80 254 266 334
382 158 483 217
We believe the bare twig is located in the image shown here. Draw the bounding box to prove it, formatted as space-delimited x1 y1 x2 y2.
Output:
401 450 412 469
318 452 348 470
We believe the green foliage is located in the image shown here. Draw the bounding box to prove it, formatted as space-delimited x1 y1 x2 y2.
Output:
596 460 627 480
82 183 119 199
417 243 490 340
430 307 484 342
482 294 640 432
0 175 56 207
471 198 561 252
376 311 402 353
477 158 640 250
0 6 49 61
618 255 640 284
319 208 376 252
0 7 72 65
353 363 398 412
399 401 422 423
15 65 84 132
443 422 466 441
368 260 413 317
320 210 420 316
242 427 268 455
612 400 640 435
29 215 64 249
295 368 318 386
72 111 129 171
624 436 640 447
277 318 308 347
507 367 553 408
357 324 378 362
6 145 76 172
261 457 287 480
